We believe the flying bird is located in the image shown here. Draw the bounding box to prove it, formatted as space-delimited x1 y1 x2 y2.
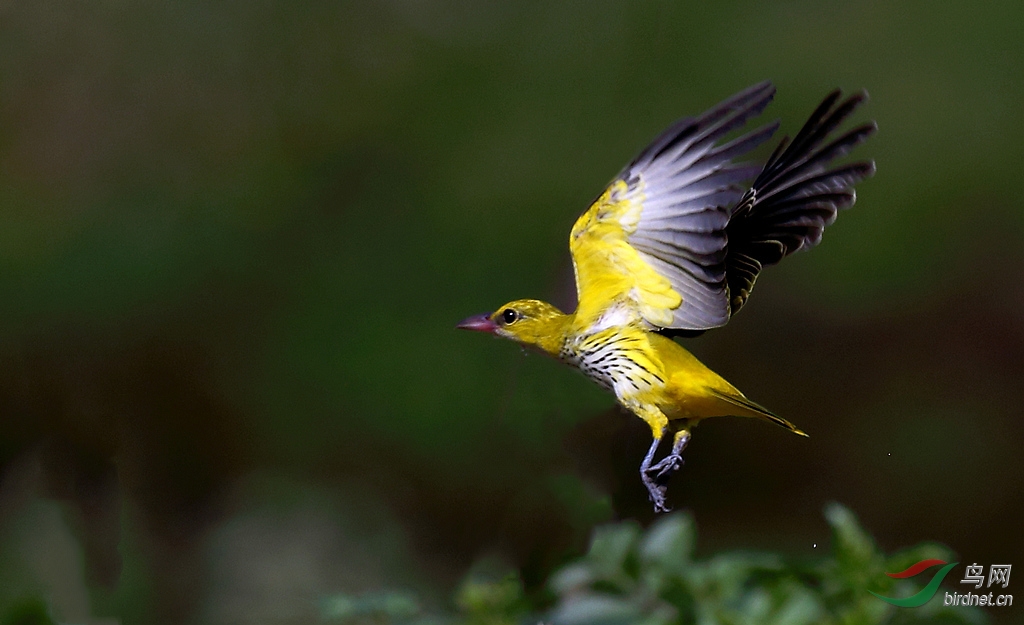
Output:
458 82 876 512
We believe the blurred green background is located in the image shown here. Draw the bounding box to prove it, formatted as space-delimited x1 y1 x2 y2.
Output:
0 0 1021 623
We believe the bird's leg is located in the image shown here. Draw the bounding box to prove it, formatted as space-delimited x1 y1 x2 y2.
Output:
633 406 672 512
646 427 691 484
639 431 670 513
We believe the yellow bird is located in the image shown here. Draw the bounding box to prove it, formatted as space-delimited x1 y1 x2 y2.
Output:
458 82 875 512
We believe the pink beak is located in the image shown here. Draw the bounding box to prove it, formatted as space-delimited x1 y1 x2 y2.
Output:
456 313 498 333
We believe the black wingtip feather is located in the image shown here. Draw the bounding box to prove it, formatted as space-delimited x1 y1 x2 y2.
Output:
723 88 875 317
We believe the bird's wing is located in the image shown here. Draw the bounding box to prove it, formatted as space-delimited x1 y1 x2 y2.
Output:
722 90 877 316
570 81 778 330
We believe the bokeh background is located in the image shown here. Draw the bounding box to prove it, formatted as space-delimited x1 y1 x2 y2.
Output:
1 1 1021 623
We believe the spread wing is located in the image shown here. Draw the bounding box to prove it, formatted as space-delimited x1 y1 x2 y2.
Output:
569 81 778 329
722 90 877 316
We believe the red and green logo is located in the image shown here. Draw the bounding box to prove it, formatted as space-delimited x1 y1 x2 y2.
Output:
870 559 959 607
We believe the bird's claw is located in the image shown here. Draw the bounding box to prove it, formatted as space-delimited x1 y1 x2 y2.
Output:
646 483 672 513
646 453 684 484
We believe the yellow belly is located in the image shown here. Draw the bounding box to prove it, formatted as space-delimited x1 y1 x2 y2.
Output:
646 333 751 420
566 328 773 426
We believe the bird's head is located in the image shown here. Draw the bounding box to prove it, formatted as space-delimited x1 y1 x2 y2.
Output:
457 299 570 356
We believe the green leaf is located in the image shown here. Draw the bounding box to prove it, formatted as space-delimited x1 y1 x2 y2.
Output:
769 586 826 625
584 521 642 585
824 502 883 590
548 594 644 625
638 512 696 573
455 574 524 618
320 590 420 622
549 563 596 596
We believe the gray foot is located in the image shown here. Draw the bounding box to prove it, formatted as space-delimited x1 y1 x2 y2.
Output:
646 453 684 483
641 471 672 513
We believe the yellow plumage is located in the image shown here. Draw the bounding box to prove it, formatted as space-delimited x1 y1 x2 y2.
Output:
458 82 875 511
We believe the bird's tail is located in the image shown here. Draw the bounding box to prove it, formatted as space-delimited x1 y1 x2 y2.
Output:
707 387 808 437
725 89 877 315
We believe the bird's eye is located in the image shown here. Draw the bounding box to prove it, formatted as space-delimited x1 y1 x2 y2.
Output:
501 309 518 324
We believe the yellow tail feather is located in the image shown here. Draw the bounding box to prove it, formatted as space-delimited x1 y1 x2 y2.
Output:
707 388 808 437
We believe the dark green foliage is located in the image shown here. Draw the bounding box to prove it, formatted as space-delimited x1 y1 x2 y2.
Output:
318 504 986 625
319 591 422 625
0 598 55 625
